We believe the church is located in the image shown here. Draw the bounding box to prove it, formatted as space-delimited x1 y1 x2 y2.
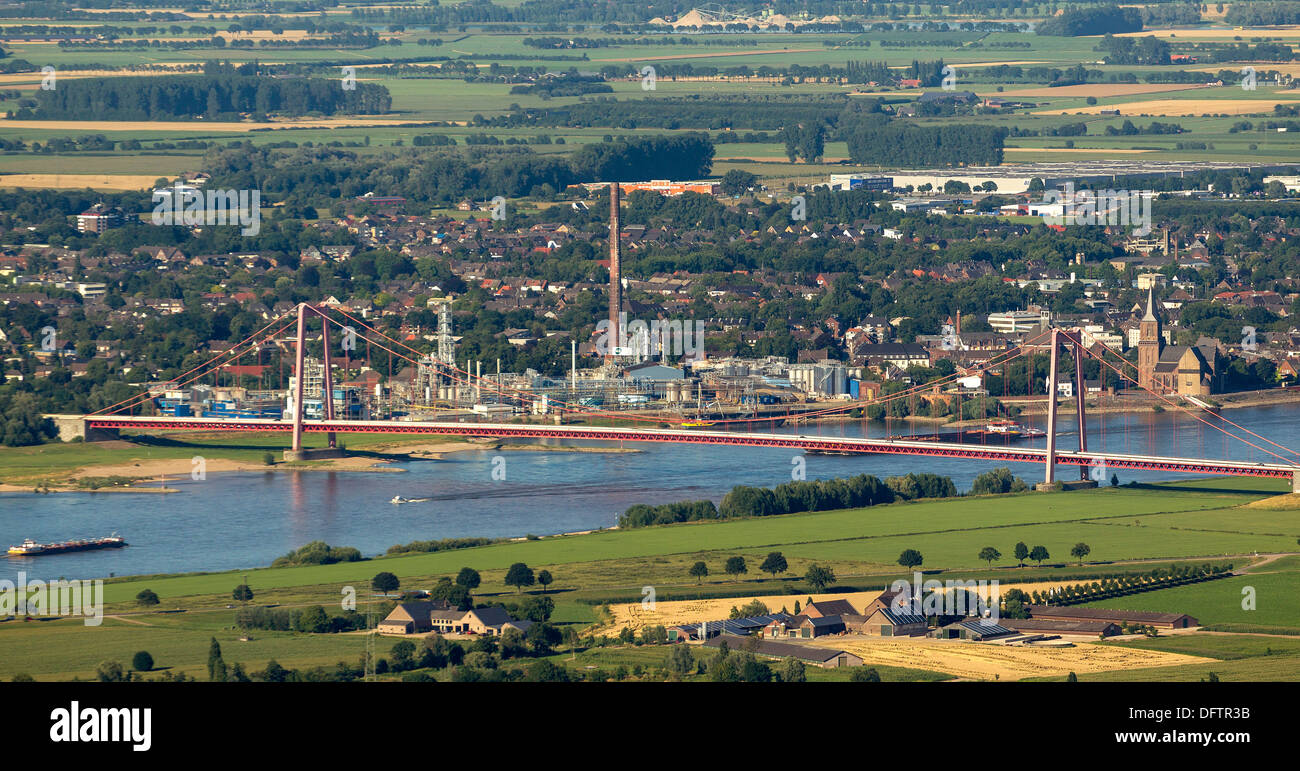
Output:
1136 287 1216 396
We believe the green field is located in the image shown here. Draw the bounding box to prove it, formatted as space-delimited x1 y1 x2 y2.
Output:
1083 560 1300 632
4 22 1300 181
53 474 1281 607
3 473 1297 681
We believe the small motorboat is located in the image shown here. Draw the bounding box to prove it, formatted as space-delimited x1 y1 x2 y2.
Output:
390 496 409 504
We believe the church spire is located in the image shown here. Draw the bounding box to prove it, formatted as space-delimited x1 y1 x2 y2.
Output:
1143 285 1157 322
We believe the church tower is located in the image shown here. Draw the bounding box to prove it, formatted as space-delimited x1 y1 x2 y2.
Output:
1137 286 1162 390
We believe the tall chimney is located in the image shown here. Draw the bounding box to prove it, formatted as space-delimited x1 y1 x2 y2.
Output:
607 181 622 360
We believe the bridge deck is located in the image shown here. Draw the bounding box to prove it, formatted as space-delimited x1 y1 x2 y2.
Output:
84 415 1299 480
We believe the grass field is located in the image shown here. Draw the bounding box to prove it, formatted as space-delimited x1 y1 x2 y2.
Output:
2 472 1297 681
59 476 1281 606
1083 561 1300 632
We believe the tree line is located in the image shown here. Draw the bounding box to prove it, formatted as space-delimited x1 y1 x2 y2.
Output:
15 69 391 121
618 472 959 528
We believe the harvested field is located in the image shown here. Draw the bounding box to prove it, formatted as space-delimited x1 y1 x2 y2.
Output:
989 83 1206 99
0 173 159 190
1193 63 1300 77
597 581 1070 636
816 635 1212 681
1110 26 1300 39
1035 99 1299 116
947 60 1050 68
0 68 196 86
598 590 886 636
1241 493 1300 510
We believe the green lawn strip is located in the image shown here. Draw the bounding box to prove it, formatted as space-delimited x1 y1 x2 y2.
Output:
1095 507 1300 539
89 484 1271 605
0 613 368 681
559 557 1246 608
774 521 1291 572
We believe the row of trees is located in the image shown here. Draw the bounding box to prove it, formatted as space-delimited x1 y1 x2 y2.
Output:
1033 563 1232 607
977 540 1088 568
687 557 837 592
622 471 978 530
20 70 390 121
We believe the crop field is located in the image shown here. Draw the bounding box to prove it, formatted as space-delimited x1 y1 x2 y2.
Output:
820 633 1211 681
537 644 955 681
0 18 1297 182
0 173 162 190
1045 97 1300 117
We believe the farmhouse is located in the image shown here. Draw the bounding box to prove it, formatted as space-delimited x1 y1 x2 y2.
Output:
853 607 928 637
377 601 532 636
801 599 859 618
763 614 846 639
703 635 863 668
376 600 455 635
1025 606 1198 629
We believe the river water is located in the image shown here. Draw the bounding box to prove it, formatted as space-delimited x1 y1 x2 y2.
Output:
3 403 1298 583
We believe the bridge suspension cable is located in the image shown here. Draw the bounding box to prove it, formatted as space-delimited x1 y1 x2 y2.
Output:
1074 333 1299 466
318 303 1052 427
90 312 301 417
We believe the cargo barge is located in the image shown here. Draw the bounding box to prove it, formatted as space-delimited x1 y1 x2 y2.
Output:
7 535 127 556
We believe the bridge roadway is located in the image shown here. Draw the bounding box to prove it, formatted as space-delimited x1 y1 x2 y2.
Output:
84 415 1300 484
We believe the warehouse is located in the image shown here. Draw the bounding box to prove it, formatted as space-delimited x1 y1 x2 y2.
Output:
1024 606 1198 629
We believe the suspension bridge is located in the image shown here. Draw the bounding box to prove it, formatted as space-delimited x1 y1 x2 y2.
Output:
58 303 1300 491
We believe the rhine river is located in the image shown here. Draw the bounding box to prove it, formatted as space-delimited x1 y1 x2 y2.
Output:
3 403 1298 583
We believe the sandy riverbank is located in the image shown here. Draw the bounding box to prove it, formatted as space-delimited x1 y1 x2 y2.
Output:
0 483 182 494
2 439 642 494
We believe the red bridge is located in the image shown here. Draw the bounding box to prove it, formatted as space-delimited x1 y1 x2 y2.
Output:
81 414 1300 488
72 305 1300 492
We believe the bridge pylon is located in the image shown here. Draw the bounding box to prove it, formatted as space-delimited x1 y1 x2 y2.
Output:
1043 329 1060 486
1040 328 1092 489
285 303 345 462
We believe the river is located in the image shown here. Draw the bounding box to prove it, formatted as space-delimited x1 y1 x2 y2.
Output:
3 403 1298 583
